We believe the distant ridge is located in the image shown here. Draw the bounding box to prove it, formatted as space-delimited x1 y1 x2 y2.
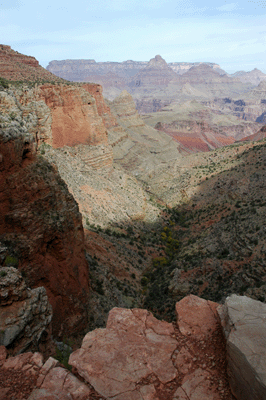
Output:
231 68 266 85
46 56 223 83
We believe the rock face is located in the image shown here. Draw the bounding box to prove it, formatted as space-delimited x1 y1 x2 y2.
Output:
47 54 252 114
38 84 108 148
82 83 118 129
204 81 266 126
0 110 90 337
14 83 108 149
110 90 145 128
0 267 52 355
47 58 148 83
218 295 266 400
0 44 64 82
169 62 223 75
5 83 113 167
69 295 232 400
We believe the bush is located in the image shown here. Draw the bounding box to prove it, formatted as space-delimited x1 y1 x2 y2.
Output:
0 77 9 88
4 255 19 267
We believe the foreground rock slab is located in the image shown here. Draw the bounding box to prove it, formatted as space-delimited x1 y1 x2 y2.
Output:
0 351 93 400
70 298 233 400
1 295 236 399
69 308 177 399
218 294 266 400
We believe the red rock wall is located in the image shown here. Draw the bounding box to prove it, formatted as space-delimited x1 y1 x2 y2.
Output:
38 84 108 148
82 83 118 129
0 132 90 337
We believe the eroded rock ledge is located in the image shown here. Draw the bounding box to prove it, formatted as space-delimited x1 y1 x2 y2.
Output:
1 294 265 399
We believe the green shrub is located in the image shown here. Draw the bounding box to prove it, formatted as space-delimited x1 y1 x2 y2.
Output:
4 256 19 267
0 77 9 88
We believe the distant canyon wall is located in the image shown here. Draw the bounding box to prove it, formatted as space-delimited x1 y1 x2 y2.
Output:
47 58 222 80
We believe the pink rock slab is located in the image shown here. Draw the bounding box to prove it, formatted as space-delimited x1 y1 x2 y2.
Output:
69 307 178 399
175 294 219 339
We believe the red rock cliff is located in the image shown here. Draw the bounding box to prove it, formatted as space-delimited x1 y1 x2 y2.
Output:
13 83 110 150
38 84 109 148
0 125 90 337
82 83 118 129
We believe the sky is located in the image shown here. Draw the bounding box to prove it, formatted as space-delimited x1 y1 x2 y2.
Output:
0 0 266 74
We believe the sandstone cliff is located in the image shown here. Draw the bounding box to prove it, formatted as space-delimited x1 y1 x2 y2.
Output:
0 102 90 337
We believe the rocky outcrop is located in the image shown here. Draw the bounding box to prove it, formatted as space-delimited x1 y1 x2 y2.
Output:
218 295 266 400
0 350 94 400
110 90 145 128
1 83 112 166
0 113 90 337
0 267 52 355
82 83 118 129
69 307 178 399
69 295 232 400
37 84 108 148
0 44 64 82
3 294 266 399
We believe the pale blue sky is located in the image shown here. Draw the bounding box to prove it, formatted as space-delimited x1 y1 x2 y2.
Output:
0 0 266 73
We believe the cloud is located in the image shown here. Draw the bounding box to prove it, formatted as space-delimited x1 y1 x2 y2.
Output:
216 3 240 12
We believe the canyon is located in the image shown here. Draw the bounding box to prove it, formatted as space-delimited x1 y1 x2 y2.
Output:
0 45 266 399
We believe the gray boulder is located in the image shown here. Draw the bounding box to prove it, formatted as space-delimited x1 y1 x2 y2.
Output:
218 294 266 400
0 267 52 354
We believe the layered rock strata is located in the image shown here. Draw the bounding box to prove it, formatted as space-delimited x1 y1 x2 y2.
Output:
0 82 113 167
0 44 64 82
128 55 180 88
46 58 221 82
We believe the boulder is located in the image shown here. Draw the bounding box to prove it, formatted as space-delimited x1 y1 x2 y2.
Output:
69 307 178 399
218 294 266 400
175 294 220 339
0 267 52 354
